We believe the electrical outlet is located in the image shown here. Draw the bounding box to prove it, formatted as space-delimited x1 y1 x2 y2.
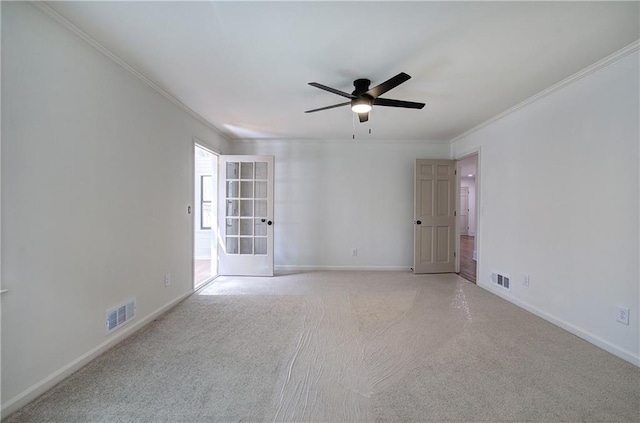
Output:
616 306 629 325
523 275 530 287
164 274 171 287
351 248 358 257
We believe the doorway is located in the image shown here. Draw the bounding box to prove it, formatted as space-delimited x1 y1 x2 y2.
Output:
194 144 218 289
457 154 478 283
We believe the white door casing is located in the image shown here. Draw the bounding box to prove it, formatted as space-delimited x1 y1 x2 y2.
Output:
414 159 456 274
460 186 469 236
218 155 274 276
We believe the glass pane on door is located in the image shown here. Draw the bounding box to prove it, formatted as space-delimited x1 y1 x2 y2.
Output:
240 238 253 255
255 200 267 217
226 237 238 254
241 162 254 179
255 162 268 179
226 162 239 179
255 238 267 255
226 218 239 235
240 219 253 236
227 161 262 255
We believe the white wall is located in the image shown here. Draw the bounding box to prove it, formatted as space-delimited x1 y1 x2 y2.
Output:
1 2 230 414
232 140 451 270
452 49 639 365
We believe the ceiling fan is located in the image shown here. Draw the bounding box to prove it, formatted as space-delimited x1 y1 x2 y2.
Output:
304 72 425 123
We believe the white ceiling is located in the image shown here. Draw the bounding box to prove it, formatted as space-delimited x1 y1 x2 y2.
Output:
46 1 639 142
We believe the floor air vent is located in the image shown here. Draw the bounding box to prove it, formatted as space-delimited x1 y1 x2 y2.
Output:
106 299 136 335
491 272 511 291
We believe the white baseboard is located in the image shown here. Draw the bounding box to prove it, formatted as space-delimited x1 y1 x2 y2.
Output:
1 291 194 419
477 280 640 367
472 250 477 260
275 265 411 272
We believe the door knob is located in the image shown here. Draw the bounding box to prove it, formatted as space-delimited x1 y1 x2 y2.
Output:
415 220 422 225
267 220 273 225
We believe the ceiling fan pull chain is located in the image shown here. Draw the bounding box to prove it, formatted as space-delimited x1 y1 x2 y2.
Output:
352 112 356 140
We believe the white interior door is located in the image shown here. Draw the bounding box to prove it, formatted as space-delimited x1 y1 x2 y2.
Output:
460 186 469 236
218 155 274 276
414 159 456 273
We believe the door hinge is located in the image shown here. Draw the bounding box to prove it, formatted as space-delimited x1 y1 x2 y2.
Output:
454 251 456 258
454 211 457 216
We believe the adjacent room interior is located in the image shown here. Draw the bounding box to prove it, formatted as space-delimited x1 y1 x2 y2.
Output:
1 1 638 421
458 154 478 283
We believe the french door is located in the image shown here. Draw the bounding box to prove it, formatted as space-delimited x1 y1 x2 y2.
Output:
218 155 274 276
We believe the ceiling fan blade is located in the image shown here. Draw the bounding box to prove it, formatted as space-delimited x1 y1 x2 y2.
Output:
358 112 369 123
308 82 355 99
373 98 425 109
304 101 351 113
365 72 411 98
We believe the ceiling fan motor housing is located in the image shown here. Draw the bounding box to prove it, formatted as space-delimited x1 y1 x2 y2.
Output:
353 78 371 95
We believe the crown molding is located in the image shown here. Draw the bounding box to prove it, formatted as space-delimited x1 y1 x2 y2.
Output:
31 1 231 142
450 39 640 145
231 138 451 145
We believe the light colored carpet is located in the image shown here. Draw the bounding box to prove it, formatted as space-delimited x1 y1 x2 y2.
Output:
6 271 640 422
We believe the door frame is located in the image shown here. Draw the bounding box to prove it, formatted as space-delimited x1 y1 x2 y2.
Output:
459 186 470 236
454 147 481 276
192 138 220 291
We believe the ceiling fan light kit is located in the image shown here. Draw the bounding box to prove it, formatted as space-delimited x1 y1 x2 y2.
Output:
305 72 425 125
351 97 372 113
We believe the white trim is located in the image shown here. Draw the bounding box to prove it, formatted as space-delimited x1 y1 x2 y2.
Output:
193 137 221 156
454 160 462 273
194 256 213 260
0 290 194 419
454 147 482 282
232 138 451 145
478 280 640 367
275 265 411 272
194 275 217 292
1 4 3 416
450 40 640 144
30 2 230 143
192 140 220 291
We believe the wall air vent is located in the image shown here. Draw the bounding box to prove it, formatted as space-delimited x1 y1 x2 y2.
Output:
106 298 136 335
491 272 511 291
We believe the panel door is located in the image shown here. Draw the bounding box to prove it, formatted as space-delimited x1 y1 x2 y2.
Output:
218 155 274 276
460 186 469 236
414 159 456 273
